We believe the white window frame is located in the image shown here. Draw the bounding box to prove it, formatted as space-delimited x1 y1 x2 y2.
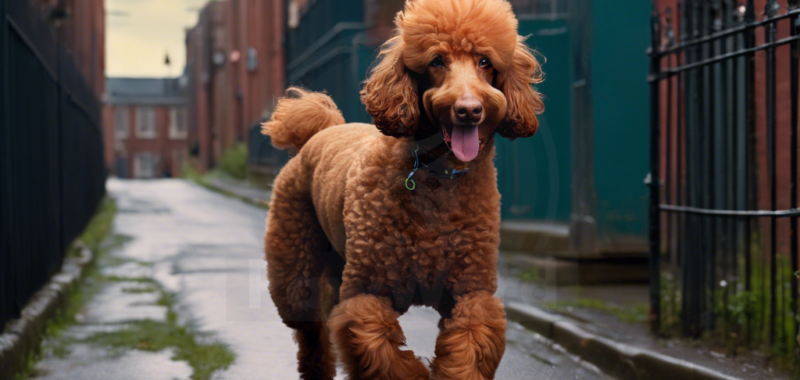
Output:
169 107 187 139
115 107 129 139
134 152 158 179
136 107 157 139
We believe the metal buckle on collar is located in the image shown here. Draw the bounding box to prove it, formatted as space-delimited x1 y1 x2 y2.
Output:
447 167 469 179
406 144 470 190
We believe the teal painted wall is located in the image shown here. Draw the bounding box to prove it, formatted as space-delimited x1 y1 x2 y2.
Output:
495 19 572 222
285 0 370 123
591 3 651 237
286 2 649 239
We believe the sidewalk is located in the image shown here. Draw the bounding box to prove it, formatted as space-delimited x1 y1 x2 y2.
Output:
199 173 271 208
498 252 788 380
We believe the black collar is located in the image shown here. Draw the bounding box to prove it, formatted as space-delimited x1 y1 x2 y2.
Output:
418 150 470 179
405 144 469 191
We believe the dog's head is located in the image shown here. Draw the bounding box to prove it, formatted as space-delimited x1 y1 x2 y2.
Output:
361 0 544 163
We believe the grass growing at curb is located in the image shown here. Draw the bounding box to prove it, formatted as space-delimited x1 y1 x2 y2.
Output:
85 320 234 380
80 274 235 380
545 298 650 324
658 238 798 372
81 307 234 380
219 143 248 180
515 267 649 324
183 169 269 209
14 198 119 379
48 199 122 333
20 197 236 380
69 251 235 380
42 269 236 380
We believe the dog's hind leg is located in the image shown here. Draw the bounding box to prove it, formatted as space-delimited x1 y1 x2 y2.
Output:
266 159 336 380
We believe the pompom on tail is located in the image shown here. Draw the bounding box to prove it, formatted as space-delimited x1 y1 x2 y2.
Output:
262 88 345 151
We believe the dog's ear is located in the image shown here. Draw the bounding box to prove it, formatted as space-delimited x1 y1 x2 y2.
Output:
496 38 544 139
361 36 419 137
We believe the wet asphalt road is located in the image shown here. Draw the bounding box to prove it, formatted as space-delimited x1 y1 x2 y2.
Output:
102 179 607 380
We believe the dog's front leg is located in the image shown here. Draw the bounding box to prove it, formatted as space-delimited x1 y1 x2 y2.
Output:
430 291 506 380
328 293 429 380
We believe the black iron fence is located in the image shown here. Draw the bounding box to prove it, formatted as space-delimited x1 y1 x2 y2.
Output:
649 0 799 354
0 0 106 328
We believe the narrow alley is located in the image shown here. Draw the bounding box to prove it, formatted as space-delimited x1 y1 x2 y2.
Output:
28 179 606 380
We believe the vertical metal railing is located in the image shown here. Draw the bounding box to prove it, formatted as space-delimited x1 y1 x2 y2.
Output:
790 0 800 343
0 0 105 328
649 9 662 333
650 0 800 356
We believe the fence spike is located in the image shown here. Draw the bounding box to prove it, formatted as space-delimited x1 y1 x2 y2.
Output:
652 8 663 51
765 0 779 18
667 8 676 46
713 1 723 31
680 1 689 42
745 0 755 22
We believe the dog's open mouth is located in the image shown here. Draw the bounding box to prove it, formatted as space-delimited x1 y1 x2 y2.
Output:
443 124 480 162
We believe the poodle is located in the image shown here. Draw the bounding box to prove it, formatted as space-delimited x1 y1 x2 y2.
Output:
262 0 543 379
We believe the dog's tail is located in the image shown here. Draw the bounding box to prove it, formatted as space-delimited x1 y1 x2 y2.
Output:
261 87 345 151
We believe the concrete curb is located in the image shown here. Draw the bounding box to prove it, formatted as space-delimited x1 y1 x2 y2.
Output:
196 179 270 209
505 302 740 380
0 244 94 380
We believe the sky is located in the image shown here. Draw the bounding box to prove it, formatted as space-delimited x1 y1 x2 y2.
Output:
106 0 210 78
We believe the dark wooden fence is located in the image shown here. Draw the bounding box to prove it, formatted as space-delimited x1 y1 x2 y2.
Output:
649 0 799 355
0 0 106 328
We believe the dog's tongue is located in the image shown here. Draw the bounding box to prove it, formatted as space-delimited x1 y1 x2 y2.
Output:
451 125 480 162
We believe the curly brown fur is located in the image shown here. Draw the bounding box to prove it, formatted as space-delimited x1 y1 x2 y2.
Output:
430 292 506 380
262 87 345 150
360 36 420 137
263 1 543 379
329 295 430 380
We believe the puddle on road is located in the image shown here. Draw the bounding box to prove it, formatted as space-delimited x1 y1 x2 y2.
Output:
30 233 235 380
32 346 193 380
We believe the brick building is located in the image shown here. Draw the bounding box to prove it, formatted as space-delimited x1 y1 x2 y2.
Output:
185 0 285 172
103 78 189 179
28 0 105 97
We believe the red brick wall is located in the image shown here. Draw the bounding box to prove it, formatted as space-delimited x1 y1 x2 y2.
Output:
28 0 105 97
185 2 221 172
103 105 115 171
186 0 285 173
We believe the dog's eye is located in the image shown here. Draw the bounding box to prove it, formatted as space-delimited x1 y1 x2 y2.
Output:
478 58 493 69
430 57 445 68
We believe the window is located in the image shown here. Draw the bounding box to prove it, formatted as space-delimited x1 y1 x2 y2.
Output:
115 107 129 139
134 152 159 178
169 107 187 139
136 107 157 138
247 47 258 71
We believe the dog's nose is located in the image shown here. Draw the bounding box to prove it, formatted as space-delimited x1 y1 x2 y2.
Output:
454 96 483 124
